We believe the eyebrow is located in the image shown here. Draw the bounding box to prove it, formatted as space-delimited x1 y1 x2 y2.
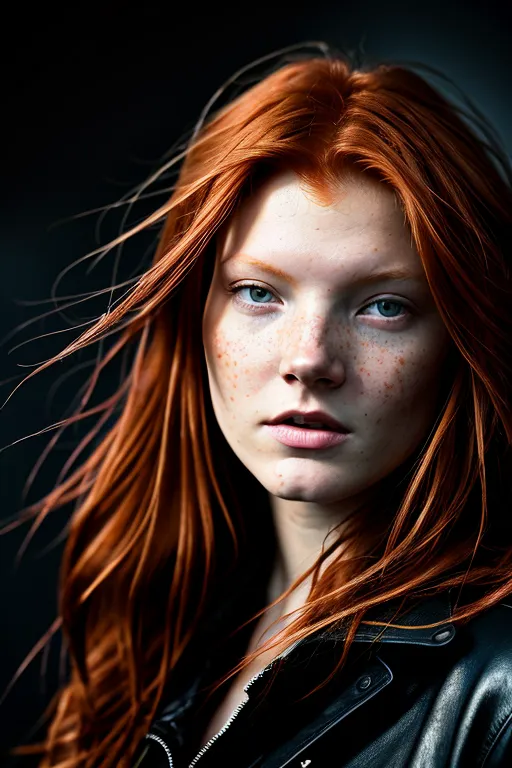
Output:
228 257 425 287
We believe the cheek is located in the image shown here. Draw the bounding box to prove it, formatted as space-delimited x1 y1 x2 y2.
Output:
360 342 447 425
205 324 272 402
357 344 405 399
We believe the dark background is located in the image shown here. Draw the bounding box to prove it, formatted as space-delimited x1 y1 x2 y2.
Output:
1 0 511 761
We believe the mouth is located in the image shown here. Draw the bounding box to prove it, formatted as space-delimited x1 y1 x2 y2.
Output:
266 409 349 433
262 421 350 450
280 418 334 430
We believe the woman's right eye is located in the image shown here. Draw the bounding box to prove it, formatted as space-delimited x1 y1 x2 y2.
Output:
228 283 279 311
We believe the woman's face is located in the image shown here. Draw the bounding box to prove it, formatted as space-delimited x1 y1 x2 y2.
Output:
202 170 452 507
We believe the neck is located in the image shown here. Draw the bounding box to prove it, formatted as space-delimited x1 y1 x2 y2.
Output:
266 497 353 616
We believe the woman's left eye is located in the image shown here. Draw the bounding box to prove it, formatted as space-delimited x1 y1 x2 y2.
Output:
228 284 410 321
359 298 409 319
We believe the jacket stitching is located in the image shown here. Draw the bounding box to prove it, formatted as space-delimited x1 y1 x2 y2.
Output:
480 706 512 767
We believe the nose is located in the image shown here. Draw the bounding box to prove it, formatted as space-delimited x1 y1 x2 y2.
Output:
278 310 347 390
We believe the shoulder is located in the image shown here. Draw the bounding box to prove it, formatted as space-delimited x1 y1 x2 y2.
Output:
454 601 512 767
450 600 512 693
462 600 512 658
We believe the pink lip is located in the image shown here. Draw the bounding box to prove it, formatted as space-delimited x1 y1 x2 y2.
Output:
263 423 350 450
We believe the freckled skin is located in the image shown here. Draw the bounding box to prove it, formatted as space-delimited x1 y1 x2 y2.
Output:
201 170 452 516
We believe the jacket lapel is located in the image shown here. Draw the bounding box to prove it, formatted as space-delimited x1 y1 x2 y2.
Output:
247 590 457 767
256 655 393 768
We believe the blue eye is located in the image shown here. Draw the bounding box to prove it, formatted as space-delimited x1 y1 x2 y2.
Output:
243 285 274 303
361 299 407 318
229 283 277 309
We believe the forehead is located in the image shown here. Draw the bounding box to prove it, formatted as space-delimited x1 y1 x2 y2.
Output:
218 169 414 270
251 168 399 216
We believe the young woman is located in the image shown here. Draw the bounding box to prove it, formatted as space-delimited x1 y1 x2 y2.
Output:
6 43 512 767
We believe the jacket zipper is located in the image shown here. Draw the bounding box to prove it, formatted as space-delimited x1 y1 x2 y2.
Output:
144 733 174 767
146 643 299 768
189 639 304 768
188 652 287 768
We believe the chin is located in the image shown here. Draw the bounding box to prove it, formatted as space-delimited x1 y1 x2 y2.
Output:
265 471 355 505
275 489 346 504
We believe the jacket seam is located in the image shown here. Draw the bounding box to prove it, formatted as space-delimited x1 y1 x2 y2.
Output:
480 706 512 767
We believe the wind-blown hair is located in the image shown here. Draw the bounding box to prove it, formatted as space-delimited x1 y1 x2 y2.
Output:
5 43 512 767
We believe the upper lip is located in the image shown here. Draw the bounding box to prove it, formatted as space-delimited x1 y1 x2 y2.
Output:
266 409 349 432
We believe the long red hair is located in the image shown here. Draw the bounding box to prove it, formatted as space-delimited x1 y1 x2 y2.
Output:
4 44 512 767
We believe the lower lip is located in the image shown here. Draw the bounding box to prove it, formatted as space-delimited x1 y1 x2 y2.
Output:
263 423 350 449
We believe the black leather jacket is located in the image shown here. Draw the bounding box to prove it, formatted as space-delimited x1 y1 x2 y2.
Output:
134 587 512 768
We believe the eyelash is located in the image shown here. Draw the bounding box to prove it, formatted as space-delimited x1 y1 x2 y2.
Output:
227 282 411 322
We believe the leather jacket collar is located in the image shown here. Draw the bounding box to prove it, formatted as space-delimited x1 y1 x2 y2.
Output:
323 588 456 647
